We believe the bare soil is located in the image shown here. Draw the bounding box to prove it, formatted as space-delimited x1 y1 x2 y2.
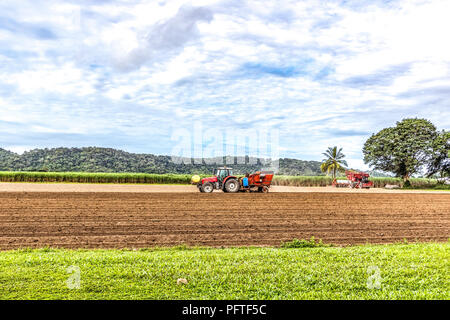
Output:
0 192 448 249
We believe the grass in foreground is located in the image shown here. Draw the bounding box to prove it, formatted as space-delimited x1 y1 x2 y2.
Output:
0 243 448 300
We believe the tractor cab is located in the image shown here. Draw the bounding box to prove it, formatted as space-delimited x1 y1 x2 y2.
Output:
215 167 233 182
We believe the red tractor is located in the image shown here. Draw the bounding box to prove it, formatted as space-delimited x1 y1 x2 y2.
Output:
333 170 374 189
196 167 274 193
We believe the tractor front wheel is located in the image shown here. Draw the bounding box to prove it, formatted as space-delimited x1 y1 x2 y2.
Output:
201 182 214 193
225 179 240 193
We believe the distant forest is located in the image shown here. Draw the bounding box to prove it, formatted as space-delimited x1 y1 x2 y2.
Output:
0 147 326 175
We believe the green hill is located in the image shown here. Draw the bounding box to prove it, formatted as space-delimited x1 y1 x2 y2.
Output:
0 147 323 175
0 148 19 170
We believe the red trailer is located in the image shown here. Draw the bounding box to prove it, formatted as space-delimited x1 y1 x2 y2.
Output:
333 170 374 189
240 171 274 193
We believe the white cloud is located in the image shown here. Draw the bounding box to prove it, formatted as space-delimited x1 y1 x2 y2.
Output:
113 4 214 71
3 63 95 95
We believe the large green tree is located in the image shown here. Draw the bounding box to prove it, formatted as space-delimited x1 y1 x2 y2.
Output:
321 146 348 180
427 130 450 178
363 118 438 182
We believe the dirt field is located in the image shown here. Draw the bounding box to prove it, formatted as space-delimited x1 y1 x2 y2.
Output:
0 192 448 249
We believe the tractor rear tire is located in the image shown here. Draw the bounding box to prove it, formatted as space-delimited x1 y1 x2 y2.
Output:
225 178 239 193
201 182 214 193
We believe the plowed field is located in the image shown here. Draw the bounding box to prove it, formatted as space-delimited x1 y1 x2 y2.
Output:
0 192 448 249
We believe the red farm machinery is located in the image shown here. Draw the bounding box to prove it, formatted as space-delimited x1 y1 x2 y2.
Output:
194 167 274 193
332 170 374 189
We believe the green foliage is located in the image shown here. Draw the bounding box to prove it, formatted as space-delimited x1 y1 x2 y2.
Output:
0 147 323 176
363 118 438 181
401 182 450 190
427 130 450 178
431 184 450 190
320 146 348 179
0 243 448 299
0 171 204 184
277 158 324 176
273 176 440 188
369 177 438 188
403 180 412 188
0 171 441 188
272 175 335 186
281 237 328 248
0 149 19 170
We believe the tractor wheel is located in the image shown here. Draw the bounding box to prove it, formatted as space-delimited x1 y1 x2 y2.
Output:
201 182 214 193
225 178 239 193
261 186 269 193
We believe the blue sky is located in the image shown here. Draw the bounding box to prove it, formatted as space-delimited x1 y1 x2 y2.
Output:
0 0 449 169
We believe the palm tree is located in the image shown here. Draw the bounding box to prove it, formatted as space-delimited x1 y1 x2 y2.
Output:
321 146 348 180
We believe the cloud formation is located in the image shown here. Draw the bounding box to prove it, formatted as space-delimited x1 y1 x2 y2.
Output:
0 0 449 169
115 4 214 71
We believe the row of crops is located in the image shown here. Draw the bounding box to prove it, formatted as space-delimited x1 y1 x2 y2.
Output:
0 172 204 184
272 175 335 187
272 175 439 188
0 171 441 188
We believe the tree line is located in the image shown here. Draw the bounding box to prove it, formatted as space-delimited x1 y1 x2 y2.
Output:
0 147 323 176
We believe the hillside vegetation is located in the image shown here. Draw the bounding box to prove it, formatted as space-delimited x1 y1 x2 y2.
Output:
0 147 322 175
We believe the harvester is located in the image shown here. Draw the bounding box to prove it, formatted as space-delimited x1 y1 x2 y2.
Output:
192 167 274 193
332 170 374 189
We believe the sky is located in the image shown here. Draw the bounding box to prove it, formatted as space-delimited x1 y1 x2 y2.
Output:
0 0 449 169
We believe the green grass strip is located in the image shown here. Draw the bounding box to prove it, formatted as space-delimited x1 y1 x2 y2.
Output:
0 243 448 299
